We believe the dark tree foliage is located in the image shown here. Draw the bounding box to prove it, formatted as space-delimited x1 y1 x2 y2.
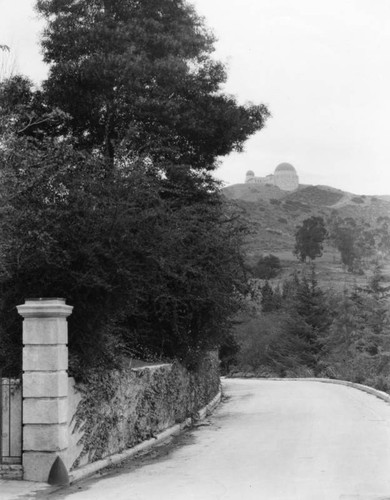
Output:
261 281 281 313
322 265 390 384
235 261 390 387
328 215 376 272
350 265 390 352
235 267 333 375
292 269 331 336
236 312 316 377
375 219 390 254
219 333 240 374
332 225 356 270
252 254 281 279
36 0 269 167
0 134 248 376
281 270 331 365
293 216 327 262
0 75 67 138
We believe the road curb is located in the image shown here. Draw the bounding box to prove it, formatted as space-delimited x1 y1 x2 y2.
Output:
309 378 390 404
69 387 222 484
255 377 390 404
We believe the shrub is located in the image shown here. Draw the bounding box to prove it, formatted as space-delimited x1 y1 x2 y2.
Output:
252 254 281 279
235 312 315 376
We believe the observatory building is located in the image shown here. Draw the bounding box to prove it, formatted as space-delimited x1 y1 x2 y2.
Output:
245 163 299 191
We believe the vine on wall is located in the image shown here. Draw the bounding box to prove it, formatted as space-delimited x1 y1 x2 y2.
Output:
71 353 219 471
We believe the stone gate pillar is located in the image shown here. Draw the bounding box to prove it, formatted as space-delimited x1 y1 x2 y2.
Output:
17 298 73 482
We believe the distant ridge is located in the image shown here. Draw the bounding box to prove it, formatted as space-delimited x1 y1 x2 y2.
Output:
223 182 390 207
222 183 286 203
221 182 390 262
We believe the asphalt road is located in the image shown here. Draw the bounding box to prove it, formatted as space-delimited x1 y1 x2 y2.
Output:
40 379 390 500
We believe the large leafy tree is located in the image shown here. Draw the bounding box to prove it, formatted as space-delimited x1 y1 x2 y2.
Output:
0 131 248 376
328 216 376 272
36 0 269 167
0 0 269 376
294 216 327 262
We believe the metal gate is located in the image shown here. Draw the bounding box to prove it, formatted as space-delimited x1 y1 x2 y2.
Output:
0 374 22 464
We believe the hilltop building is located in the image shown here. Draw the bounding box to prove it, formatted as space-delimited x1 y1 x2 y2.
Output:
245 163 299 191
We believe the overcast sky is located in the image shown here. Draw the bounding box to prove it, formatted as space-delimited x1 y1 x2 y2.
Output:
1 0 390 195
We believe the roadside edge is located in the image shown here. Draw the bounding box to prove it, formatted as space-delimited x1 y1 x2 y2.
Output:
250 376 390 404
309 378 390 404
68 386 222 484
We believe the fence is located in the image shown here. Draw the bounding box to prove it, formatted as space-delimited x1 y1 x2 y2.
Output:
0 374 22 464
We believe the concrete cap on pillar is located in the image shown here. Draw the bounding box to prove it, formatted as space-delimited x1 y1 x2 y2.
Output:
17 298 73 319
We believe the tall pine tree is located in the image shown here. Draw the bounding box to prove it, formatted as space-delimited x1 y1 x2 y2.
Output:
36 0 269 167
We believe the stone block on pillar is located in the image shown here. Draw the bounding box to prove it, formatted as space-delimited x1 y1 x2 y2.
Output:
23 345 68 371
23 398 68 425
23 371 68 398
23 423 68 452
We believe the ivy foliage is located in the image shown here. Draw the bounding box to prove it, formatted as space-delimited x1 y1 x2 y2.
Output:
71 356 220 468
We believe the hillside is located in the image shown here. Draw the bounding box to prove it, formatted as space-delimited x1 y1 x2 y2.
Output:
223 183 287 203
223 183 390 288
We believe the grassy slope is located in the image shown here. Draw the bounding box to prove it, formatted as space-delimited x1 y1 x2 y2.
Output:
223 183 390 289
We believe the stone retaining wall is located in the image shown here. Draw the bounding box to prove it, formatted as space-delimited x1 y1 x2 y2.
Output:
67 353 220 472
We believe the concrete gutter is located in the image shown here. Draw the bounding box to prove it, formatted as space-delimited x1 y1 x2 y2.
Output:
69 387 222 484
